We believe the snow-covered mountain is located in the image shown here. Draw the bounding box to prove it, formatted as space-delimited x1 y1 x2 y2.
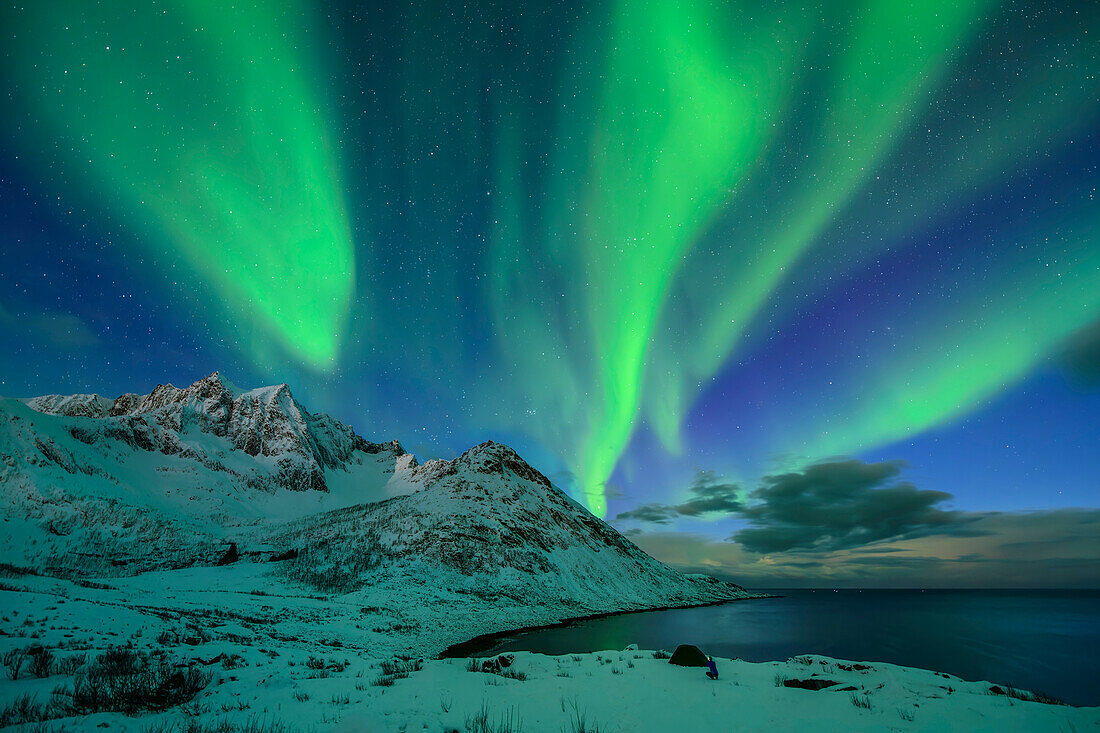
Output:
1 373 412 575
273 440 740 613
0 373 747 615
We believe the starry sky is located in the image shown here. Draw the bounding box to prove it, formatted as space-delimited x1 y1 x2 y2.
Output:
1 0 1097 586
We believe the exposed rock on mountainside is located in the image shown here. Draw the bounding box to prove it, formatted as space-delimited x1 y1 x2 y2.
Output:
24 371 406 493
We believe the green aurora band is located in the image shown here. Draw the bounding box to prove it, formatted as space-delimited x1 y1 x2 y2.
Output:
565 0 789 514
1 0 354 368
782 198 1100 461
640 0 995 452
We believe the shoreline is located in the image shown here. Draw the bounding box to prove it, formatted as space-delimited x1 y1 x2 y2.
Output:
438 592 780 658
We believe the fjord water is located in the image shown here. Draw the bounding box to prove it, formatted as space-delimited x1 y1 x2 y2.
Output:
474 589 1100 707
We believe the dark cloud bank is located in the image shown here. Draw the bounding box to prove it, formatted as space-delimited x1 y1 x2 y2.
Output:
615 459 1100 588
615 470 742 523
733 459 983 553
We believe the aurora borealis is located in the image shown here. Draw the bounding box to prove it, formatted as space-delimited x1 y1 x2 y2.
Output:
1 0 1098 583
2 0 354 367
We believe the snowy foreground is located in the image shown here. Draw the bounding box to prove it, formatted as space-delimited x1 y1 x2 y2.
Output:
2 569 1098 732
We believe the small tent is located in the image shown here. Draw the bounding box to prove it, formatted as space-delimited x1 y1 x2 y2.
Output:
668 644 709 667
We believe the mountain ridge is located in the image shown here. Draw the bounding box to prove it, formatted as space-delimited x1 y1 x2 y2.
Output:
21 371 408 494
1 372 749 619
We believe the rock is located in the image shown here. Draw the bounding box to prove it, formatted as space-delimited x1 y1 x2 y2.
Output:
782 678 840 691
216 543 239 566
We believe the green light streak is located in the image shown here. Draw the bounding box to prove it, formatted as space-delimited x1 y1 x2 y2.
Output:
2 0 353 367
773 16 1100 303
488 0 1096 506
485 0 1039 515
577 0 777 515
642 0 994 454
488 0 793 515
807 207 1100 459
549 0 993 512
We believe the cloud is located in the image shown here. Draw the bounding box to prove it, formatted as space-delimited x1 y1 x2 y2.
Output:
614 470 742 524
1061 318 1100 385
615 503 679 524
630 509 1100 589
676 470 742 515
614 459 1092 588
602 481 627 501
731 459 979 553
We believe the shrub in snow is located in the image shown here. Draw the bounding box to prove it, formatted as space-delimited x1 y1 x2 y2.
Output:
988 685 1066 706
0 693 47 728
55 652 87 675
55 648 210 715
372 657 418 686
140 714 300 733
221 654 245 670
783 678 840 691
2 647 27 679
465 702 522 733
27 645 53 677
563 699 603 733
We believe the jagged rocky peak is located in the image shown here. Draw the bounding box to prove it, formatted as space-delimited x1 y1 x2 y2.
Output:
23 372 241 419
181 370 241 402
24 393 115 418
20 372 408 494
404 440 562 509
109 392 143 416
455 440 552 488
135 371 239 414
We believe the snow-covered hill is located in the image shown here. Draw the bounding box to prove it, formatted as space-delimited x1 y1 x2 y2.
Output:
0 374 748 616
273 440 742 620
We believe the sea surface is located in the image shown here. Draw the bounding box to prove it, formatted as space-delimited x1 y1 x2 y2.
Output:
470 589 1100 707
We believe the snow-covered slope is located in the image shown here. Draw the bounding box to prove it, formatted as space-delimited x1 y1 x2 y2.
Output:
2 572 1094 732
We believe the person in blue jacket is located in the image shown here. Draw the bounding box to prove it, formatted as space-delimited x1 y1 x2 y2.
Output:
706 656 718 680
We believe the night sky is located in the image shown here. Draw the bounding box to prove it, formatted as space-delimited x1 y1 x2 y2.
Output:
1 0 1097 586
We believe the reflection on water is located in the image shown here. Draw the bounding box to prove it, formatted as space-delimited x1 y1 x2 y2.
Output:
473 589 1100 707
